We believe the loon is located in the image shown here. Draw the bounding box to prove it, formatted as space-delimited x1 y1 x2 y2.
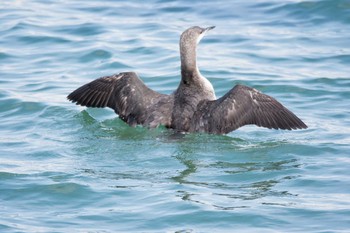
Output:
67 26 307 134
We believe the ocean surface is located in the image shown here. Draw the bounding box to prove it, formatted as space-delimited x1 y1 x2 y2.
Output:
1 0 350 232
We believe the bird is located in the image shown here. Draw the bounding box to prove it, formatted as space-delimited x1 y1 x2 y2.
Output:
67 26 307 134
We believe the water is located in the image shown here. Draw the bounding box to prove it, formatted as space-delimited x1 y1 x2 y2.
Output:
1 0 350 232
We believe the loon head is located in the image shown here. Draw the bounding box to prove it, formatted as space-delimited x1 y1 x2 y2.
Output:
179 26 215 74
180 26 215 46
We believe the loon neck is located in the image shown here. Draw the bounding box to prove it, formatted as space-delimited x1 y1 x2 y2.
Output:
180 42 200 81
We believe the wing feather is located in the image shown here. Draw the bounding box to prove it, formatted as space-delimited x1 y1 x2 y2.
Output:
67 72 164 125
190 84 307 134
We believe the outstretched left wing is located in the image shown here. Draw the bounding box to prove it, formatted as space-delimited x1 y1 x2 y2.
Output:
67 72 166 126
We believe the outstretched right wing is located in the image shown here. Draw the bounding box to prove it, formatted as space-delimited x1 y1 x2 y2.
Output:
190 84 307 134
67 72 165 126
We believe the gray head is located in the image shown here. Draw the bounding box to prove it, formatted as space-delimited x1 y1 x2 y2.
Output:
180 26 215 75
180 26 215 46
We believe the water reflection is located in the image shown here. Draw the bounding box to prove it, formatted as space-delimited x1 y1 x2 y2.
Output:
76 109 301 209
172 136 300 209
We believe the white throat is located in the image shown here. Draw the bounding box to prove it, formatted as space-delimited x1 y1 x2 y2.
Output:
196 67 216 100
197 32 206 44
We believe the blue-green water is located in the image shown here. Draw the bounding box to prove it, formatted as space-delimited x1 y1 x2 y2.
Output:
1 0 350 232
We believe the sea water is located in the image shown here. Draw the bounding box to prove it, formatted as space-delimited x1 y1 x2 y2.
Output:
1 0 350 232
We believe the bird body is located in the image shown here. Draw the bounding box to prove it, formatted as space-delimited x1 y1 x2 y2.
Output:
68 26 307 134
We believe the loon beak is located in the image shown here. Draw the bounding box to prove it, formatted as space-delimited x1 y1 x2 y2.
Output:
205 26 216 32
197 26 215 44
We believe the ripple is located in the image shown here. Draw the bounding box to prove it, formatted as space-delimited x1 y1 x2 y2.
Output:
99 60 132 70
16 35 72 45
1 0 350 232
54 22 106 37
159 6 193 13
0 99 47 118
79 49 113 62
0 52 15 61
266 0 350 24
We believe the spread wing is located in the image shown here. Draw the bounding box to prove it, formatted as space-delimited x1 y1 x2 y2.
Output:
67 72 164 126
190 84 307 134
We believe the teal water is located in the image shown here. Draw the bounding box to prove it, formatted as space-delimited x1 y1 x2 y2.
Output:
1 0 350 232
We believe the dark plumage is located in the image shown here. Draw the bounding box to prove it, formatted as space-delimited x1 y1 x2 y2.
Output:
68 26 307 134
